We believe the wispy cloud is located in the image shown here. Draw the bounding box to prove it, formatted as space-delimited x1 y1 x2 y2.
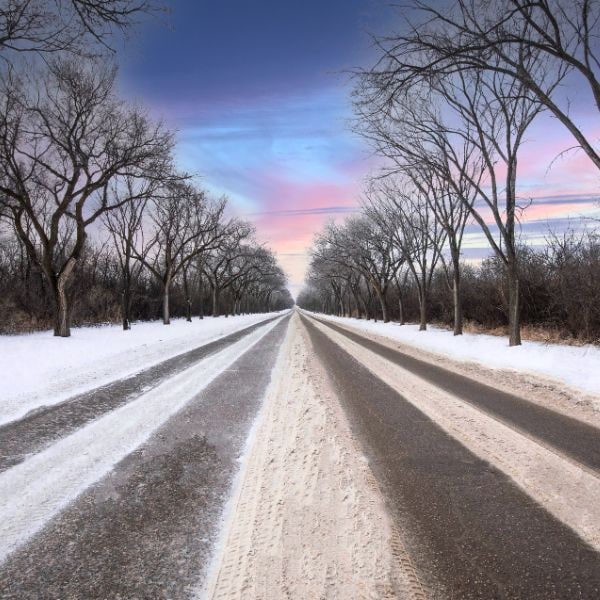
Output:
249 205 359 217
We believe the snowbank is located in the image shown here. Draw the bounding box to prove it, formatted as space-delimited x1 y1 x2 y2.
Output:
0 312 286 426
313 313 600 396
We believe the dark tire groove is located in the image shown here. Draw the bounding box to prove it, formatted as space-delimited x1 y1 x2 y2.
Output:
302 314 600 600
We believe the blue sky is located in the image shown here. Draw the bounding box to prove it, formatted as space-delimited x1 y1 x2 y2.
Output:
116 0 600 294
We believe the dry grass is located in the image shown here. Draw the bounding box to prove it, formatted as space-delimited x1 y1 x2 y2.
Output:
459 320 594 346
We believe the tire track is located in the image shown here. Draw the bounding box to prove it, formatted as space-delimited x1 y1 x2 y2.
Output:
0 316 279 473
0 317 290 599
312 316 600 474
302 314 600 599
208 313 421 599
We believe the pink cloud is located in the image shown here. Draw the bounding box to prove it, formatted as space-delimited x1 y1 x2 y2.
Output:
241 173 363 286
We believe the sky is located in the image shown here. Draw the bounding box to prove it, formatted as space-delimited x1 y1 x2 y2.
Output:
118 0 600 296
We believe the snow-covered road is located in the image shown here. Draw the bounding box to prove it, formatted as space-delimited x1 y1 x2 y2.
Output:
301 312 600 599
0 315 281 472
313 312 600 401
0 308 599 599
0 312 283 426
0 314 290 597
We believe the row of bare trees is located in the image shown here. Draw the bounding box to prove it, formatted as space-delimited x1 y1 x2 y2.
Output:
0 0 292 337
299 218 600 343
299 0 599 346
102 182 291 330
0 209 292 335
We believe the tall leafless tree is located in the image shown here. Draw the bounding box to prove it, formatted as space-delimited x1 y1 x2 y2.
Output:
0 60 173 336
385 0 598 170
366 177 446 331
228 246 279 316
102 177 156 330
201 220 254 317
358 37 550 344
354 83 482 334
315 217 402 322
0 0 157 61
133 182 227 325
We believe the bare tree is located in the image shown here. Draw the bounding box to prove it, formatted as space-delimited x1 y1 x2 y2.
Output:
102 177 156 330
438 69 544 345
201 220 254 317
134 183 227 325
0 60 173 336
229 246 280 316
354 86 482 334
385 0 598 170
358 37 549 344
0 0 157 60
308 243 354 317
315 217 402 322
366 177 446 331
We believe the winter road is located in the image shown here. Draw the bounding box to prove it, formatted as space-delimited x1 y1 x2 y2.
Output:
0 315 289 598
1 309 599 599
0 315 280 473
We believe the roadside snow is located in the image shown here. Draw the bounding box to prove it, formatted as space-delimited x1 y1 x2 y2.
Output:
313 313 600 396
0 316 283 565
0 312 285 427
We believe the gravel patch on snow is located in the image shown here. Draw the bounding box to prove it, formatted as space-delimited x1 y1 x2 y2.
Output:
0 312 284 427
205 313 425 600
310 317 600 552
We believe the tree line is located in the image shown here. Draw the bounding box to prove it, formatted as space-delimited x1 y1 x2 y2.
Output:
0 1 293 336
298 0 600 346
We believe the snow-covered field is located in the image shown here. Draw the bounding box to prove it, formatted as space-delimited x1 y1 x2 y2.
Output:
312 313 600 396
0 312 285 426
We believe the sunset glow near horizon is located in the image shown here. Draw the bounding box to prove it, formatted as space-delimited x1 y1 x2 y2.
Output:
120 0 600 297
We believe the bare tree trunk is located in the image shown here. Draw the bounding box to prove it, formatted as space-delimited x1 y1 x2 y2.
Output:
122 258 131 331
395 274 406 326
452 257 463 336
54 286 70 337
419 299 427 331
198 279 204 320
452 274 463 336
183 268 192 322
418 283 427 331
373 285 389 323
52 258 77 337
162 275 172 325
212 286 220 317
507 260 521 346
398 295 405 326
122 290 130 331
